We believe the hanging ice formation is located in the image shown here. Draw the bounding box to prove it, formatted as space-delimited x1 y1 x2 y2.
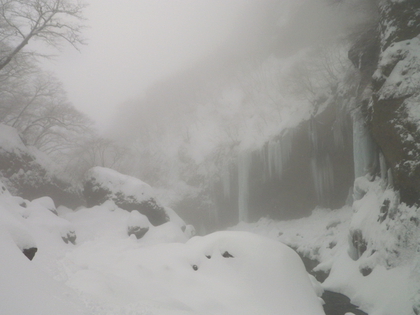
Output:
310 154 334 204
352 111 377 179
237 150 252 222
221 160 231 198
262 130 293 181
309 116 335 205
236 130 293 223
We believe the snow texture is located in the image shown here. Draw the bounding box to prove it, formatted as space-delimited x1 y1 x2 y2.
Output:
0 190 325 315
233 177 420 315
85 166 154 203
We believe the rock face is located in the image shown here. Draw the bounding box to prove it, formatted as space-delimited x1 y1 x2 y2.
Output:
83 167 169 226
368 0 420 205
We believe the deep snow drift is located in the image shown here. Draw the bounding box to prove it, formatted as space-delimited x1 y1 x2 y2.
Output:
0 182 325 315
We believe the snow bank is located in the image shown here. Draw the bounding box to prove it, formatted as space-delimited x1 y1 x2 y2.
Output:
0 187 325 315
0 229 88 315
232 180 420 315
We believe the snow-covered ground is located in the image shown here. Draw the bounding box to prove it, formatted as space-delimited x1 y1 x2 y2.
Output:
2 173 419 315
232 177 420 315
0 181 325 315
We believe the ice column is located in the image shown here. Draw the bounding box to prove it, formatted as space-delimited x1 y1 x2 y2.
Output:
221 161 231 198
310 154 334 203
353 114 377 178
265 130 293 180
238 150 252 222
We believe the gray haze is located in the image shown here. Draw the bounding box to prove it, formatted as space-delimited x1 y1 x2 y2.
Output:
107 0 366 140
44 0 267 128
43 0 364 129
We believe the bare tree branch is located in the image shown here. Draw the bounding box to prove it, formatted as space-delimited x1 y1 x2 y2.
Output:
0 0 87 71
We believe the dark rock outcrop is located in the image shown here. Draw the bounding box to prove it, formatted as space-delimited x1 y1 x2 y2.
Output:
127 226 149 239
367 0 420 206
22 247 37 261
322 290 368 315
62 231 77 245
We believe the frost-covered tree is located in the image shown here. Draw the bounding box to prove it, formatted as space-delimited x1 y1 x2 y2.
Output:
0 0 86 71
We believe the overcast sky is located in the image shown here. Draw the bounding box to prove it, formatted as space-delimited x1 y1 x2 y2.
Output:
41 0 260 128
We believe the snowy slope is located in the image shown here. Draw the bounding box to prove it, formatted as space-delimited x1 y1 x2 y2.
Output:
232 180 420 315
0 181 325 315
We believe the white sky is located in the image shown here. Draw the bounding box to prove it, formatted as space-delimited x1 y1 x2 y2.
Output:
42 0 255 128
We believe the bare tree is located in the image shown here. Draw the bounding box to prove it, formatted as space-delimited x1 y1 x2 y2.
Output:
0 0 86 71
283 43 352 102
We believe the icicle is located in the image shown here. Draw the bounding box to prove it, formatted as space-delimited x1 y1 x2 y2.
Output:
310 154 334 204
310 118 319 155
222 161 231 198
281 130 293 163
238 152 251 223
353 114 377 178
379 151 387 183
265 130 293 181
332 102 350 150
387 168 394 188
238 150 252 222
266 139 279 179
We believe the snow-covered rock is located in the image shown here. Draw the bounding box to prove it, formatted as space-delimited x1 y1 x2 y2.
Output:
183 224 196 238
233 198 420 315
369 1 420 206
0 180 37 258
30 196 58 215
0 228 88 315
0 123 81 207
83 167 170 226
127 210 149 239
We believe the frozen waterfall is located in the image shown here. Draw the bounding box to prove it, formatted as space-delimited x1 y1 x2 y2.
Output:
353 114 377 179
238 150 252 222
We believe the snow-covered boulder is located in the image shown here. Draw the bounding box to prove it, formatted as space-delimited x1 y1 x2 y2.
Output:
183 224 196 238
26 203 77 245
83 167 169 226
0 181 37 259
0 124 81 208
127 210 149 239
30 196 58 215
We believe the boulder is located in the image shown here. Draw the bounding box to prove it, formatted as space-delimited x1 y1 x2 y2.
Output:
83 167 169 226
22 247 38 260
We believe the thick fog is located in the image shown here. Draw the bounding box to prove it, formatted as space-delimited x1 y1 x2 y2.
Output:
46 0 269 127
47 0 367 129
43 0 374 220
